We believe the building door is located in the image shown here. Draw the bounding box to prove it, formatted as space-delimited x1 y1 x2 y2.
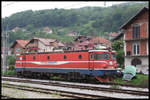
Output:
131 58 142 66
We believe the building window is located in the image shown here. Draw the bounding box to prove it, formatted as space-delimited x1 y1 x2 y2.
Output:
16 48 21 53
133 25 140 39
131 58 142 66
132 42 140 55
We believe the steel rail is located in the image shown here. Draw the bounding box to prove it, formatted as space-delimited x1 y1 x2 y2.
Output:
2 75 148 88
2 76 148 96
2 83 110 99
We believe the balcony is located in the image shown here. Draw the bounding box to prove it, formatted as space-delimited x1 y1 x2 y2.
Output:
126 53 148 57
125 37 148 41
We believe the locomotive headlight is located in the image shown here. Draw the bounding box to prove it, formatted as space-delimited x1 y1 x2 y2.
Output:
109 61 113 65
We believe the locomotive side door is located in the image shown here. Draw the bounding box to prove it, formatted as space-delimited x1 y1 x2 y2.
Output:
89 52 94 71
22 55 26 71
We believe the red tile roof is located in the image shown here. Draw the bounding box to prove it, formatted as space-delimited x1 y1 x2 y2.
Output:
33 37 56 46
16 40 30 47
120 7 148 29
11 40 29 48
109 32 118 37
91 37 111 47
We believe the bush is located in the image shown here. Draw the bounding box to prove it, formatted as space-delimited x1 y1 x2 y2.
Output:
8 56 16 65
112 40 124 67
2 70 16 76
9 65 15 70
116 49 124 67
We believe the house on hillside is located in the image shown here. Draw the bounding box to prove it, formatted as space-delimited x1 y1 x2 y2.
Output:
120 7 149 74
25 37 65 53
11 27 20 32
43 27 53 34
64 42 75 51
11 27 26 32
65 35 111 51
51 41 65 51
11 40 29 55
111 32 124 41
67 31 78 37
73 35 93 50
91 37 111 49
109 32 119 40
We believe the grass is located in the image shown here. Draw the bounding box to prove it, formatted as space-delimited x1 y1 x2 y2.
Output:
114 74 149 88
51 92 61 98
51 76 66 81
2 70 16 76
2 69 148 88
110 85 120 89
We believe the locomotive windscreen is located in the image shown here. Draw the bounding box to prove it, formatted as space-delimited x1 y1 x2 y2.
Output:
94 53 110 60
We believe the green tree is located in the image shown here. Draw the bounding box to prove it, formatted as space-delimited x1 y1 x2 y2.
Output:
112 40 124 68
8 56 16 65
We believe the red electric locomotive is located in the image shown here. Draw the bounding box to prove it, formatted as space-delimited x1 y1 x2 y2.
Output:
15 49 118 82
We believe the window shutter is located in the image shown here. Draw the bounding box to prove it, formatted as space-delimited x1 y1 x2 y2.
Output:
133 26 136 38
137 44 140 54
133 44 136 55
137 26 140 38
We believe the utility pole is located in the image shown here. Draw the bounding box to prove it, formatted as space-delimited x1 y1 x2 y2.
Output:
2 2 15 74
2 22 9 73
104 2 106 7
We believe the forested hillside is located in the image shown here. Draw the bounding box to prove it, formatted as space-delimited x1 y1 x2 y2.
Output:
2 2 148 46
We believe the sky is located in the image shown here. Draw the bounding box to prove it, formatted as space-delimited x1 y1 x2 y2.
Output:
1 1 143 18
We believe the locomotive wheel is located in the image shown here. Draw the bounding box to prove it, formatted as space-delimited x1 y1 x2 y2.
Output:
109 76 115 81
95 76 110 83
17 72 22 78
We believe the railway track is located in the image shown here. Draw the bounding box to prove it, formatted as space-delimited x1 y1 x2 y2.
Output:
1 96 14 99
2 76 148 97
3 75 147 88
2 82 110 99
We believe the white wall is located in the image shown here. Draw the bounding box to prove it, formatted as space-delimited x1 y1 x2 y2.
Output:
125 56 149 74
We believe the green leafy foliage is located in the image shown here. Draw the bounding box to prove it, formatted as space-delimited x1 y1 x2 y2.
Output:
112 40 124 67
8 56 16 66
2 70 16 76
114 74 148 88
2 2 148 45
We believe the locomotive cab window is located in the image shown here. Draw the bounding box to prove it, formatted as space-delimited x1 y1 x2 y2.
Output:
94 53 110 60
104 53 110 59
112 53 116 59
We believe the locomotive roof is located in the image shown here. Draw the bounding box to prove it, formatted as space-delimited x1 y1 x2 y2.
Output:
20 49 112 55
88 50 109 52
21 50 88 55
